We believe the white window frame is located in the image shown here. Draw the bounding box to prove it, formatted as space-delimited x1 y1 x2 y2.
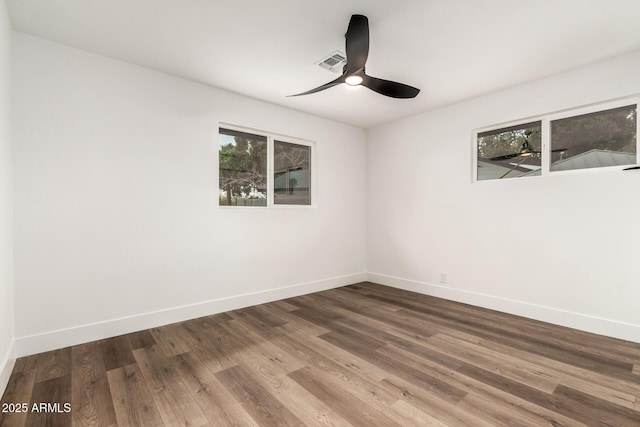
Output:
473 119 543 182
218 123 316 208
472 95 640 182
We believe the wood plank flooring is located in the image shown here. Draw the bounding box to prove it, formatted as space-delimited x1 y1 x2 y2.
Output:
2 282 640 426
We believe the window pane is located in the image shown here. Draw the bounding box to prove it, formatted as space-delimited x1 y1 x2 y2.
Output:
550 105 637 172
274 140 311 205
477 121 542 180
219 128 267 206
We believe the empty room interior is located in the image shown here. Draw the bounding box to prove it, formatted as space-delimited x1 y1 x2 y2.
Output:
2 0 640 425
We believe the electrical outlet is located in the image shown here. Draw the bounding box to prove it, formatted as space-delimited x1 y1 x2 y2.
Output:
440 273 447 284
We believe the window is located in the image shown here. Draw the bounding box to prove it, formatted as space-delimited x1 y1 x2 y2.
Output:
550 105 636 172
218 126 314 206
477 121 542 180
219 128 267 206
274 141 311 205
475 98 638 181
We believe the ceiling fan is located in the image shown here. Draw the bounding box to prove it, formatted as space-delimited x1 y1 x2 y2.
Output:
289 14 420 99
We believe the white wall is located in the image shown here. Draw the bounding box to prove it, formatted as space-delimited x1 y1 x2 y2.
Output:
0 0 14 395
11 29 640 362
12 33 367 355
367 50 640 342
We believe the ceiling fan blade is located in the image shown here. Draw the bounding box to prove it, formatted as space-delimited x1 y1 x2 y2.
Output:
289 14 420 99
488 153 521 161
551 148 567 153
288 75 345 97
362 75 420 98
345 14 369 74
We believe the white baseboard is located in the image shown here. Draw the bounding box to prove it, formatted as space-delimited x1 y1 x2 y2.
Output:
367 272 640 343
16 272 367 357
0 339 15 399
16 270 638 357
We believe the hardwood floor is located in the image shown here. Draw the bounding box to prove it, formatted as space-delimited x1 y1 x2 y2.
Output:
2 282 640 426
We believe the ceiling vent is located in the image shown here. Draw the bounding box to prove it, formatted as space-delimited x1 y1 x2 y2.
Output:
316 51 347 73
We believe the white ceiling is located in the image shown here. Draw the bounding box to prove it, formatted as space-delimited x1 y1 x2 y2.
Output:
7 0 640 129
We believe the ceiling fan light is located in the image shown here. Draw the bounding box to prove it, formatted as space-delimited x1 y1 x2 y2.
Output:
345 75 363 86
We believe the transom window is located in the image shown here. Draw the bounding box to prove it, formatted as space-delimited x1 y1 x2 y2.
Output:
477 121 542 180
218 126 314 206
550 105 636 172
474 98 638 181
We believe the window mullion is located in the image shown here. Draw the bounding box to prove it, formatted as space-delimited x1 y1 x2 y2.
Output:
541 118 550 176
267 135 274 207
637 99 640 162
